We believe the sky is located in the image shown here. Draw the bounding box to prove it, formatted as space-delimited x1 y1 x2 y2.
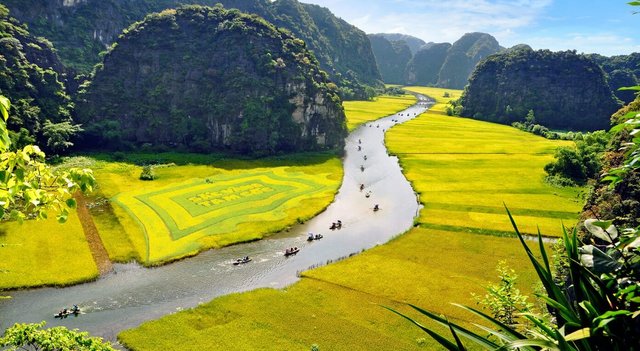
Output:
300 0 639 56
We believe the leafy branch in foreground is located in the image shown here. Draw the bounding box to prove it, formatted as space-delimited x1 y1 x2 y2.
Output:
0 322 115 351
0 95 95 223
386 209 640 351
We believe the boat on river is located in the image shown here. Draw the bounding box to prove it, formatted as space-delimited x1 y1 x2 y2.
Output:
233 257 251 265
307 234 323 241
284 248 300 256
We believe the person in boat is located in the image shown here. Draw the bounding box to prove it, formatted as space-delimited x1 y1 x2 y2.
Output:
358 139 361 144
364 155 367 160
357 145 361 151
365 191 371 198
308 232 314 240
72 304 79 313
360 165 364 172
359 183 364 191
373 204 379 211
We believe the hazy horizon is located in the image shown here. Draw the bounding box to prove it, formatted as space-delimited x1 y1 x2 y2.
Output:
302 0 639 56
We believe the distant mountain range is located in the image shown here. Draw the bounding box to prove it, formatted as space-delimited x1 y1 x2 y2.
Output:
368 32 503 88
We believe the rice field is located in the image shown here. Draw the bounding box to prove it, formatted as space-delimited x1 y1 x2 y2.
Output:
391 86 584 236
343 94 417 131
76 153 342 265
0 211 99 289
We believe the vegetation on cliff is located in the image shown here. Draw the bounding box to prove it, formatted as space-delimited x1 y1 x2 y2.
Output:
0 5 81 153
368 34 412 84
3 0 382 96
435 32 503 89
459 47 621 131
587 53 640 104
405 42 451 86
76 5 347 156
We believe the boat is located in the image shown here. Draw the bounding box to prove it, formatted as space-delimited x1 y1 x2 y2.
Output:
307 234 323 241
233 257 251 265
284 248 300 256
54 307 81 318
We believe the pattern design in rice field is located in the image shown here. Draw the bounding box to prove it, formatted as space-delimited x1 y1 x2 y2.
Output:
116 170 327 241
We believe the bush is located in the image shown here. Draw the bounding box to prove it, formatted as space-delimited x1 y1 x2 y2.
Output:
139 165 156 181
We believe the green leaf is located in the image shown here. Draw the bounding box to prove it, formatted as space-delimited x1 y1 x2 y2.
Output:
618 85 640 90
565 328 590 341
66 198 77 209
0 95 9 121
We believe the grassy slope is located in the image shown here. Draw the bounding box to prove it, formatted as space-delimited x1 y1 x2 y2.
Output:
343 94 416 131
0 211 99 289
120 88 583 350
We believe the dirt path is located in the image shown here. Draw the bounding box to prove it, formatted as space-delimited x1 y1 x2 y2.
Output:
74 193 113 275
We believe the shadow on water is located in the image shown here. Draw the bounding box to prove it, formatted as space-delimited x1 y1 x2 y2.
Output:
0 94 434 346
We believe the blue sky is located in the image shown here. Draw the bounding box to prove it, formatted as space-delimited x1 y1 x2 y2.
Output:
301 0 639 56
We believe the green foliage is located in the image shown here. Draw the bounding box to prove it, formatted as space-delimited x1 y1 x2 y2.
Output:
461 48 621 131
545 131 611 185
3 0 382 92
474 260 532 328
77 5 347 156
388 210 640 351
42 120 83 155
0 321 115 350
603 111 640 187
0 95 95 223
0 6 75 151
139 165 155 181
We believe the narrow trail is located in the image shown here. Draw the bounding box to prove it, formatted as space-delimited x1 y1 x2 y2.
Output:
74 193 113 275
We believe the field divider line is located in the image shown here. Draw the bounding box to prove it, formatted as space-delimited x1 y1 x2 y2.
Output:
74 192 113 275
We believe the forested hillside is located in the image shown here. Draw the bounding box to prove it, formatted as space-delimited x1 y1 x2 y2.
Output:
367 34 412 84
3 0 382 97
0 5 79 153
76 5 347 156
459 47 621 130
587 53 640 104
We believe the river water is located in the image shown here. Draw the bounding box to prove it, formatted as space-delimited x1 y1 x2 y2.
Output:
0 95 432 344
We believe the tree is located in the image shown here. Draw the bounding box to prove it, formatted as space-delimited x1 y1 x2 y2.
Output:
0 322 115 351
0 95 95 222
42 120 83 155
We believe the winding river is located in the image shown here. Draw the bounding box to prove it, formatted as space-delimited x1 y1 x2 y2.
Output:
0 95 433 345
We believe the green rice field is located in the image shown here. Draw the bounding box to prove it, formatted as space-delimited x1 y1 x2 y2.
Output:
120 87 581 350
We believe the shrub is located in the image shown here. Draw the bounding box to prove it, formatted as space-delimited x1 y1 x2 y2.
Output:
139 165 156 181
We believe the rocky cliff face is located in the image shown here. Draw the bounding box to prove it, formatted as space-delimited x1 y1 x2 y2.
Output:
3 0 382 93
435 32 502 89
372 33 426 55
368 34 412 84
368 32 501 88
0 5 75 149
76 5 347 156
405 42 451 86
460 47 621 131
